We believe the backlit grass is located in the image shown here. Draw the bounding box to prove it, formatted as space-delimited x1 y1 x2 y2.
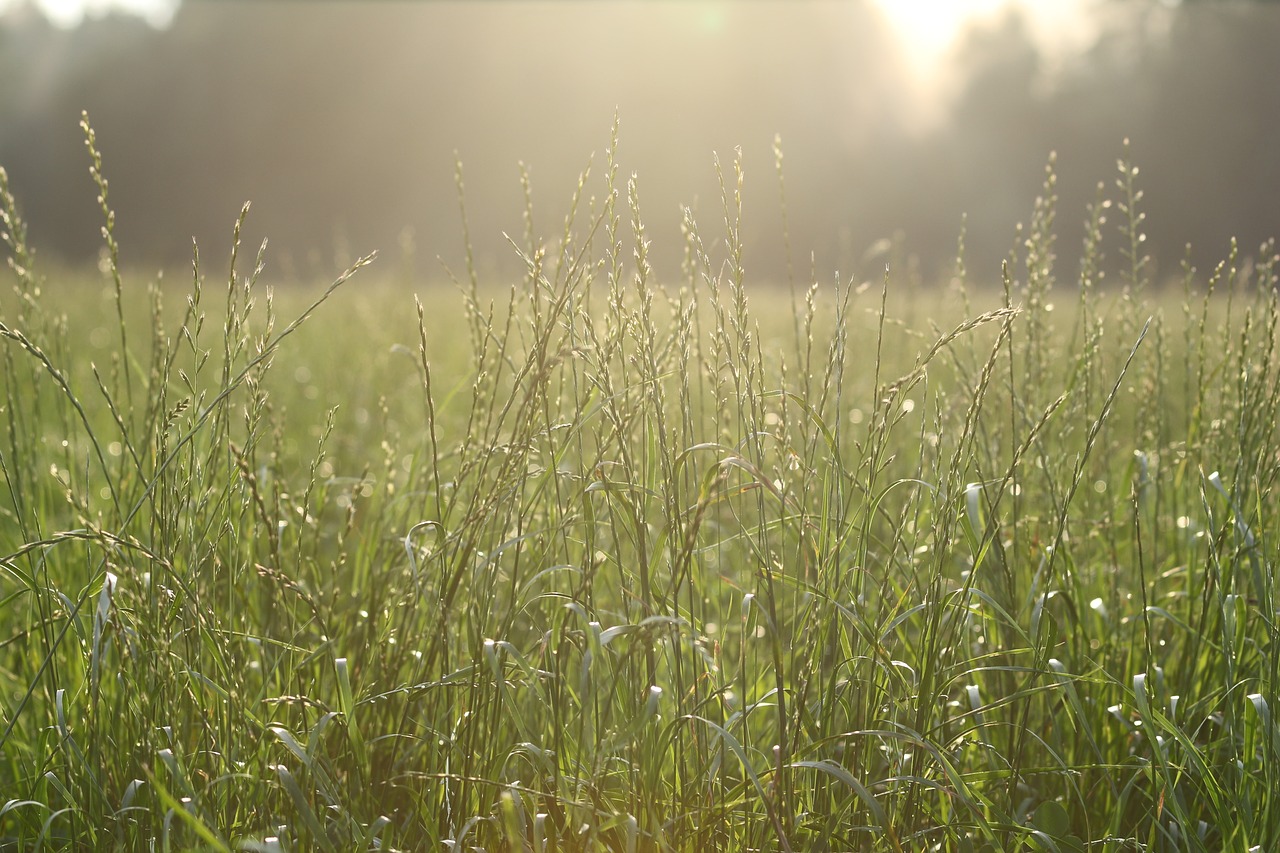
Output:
1 119 1278 851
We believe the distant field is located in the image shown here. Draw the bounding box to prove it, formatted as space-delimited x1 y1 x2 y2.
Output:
2 136 1279 851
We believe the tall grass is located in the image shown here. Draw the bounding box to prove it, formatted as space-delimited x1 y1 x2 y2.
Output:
1 116 1278 851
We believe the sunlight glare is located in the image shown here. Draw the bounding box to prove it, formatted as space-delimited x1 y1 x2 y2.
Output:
871 0 1011 74
868 0 1100 125
0 0 178 27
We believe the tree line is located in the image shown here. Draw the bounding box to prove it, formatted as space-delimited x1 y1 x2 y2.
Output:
1 1 1278 286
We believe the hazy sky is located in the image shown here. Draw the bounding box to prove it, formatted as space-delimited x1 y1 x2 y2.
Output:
871 0 1101 66
8 0 1102 64
872 1 1107 85
0 0 1114 123
2 0 1113 126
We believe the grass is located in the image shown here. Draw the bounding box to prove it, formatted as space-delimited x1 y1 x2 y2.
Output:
1 116 1278 851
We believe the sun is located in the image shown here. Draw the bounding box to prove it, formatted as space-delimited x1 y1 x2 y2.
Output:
869 0 1013 74
868 0 1101 97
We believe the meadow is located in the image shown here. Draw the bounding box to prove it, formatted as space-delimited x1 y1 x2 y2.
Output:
1 121 1279 851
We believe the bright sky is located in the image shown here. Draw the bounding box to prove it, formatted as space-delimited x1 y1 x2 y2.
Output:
870 0 1101 74
4 0 1104 52
866 0 1105 126
1 0 1106 99
0 0 177 27
3 0 1109 38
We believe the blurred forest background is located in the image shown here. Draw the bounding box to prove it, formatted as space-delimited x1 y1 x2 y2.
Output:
1 0 1277 287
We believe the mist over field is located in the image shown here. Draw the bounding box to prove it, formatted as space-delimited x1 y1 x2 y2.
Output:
5 2 1280 850
2 0 1279 285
